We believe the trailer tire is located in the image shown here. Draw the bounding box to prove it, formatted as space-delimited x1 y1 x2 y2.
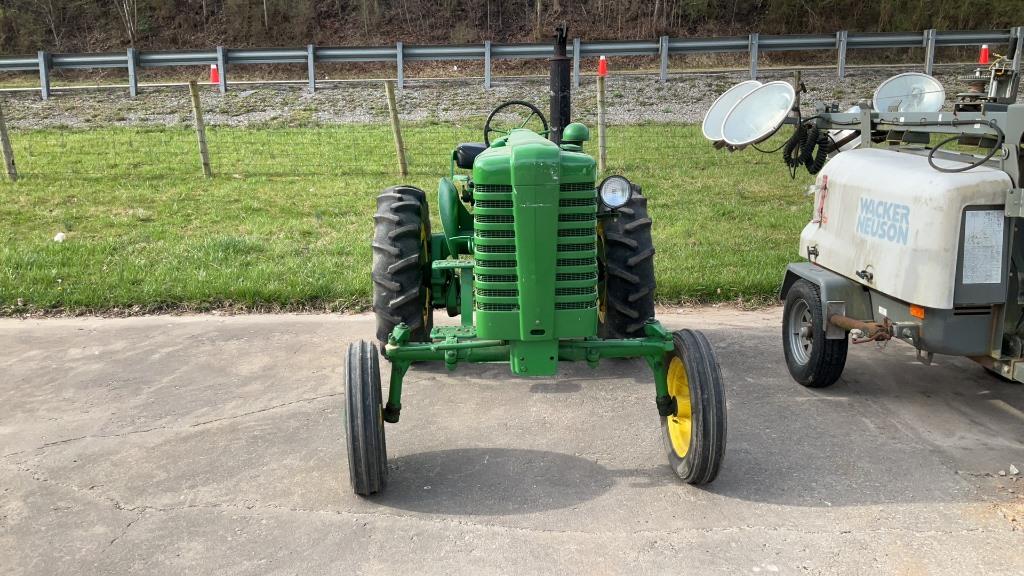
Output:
345 340 388 496
662 329 727 484
598 194 657 339
782 279 848 388
372 186 433 347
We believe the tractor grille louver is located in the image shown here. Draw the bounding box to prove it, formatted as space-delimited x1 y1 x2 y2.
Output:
474 182 598 315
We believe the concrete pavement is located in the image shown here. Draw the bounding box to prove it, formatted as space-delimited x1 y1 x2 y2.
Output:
2 309 1023 575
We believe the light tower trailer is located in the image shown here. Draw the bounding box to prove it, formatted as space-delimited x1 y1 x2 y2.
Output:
780 79 1024 387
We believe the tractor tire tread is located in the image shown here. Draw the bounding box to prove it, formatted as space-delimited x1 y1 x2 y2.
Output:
599 194 657 339
372 186 432 347
345 340 387 496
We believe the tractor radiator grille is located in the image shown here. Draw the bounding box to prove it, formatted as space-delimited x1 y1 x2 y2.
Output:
478 289 518 298
555 182 598 313
477 229 515 239
473 181 598 315
554 300 595 310
477 244 516 254
560 182 594 192
477 274 517 283
476 199 513 209
556 271 597 282
475 184 513 194
474 183 518 313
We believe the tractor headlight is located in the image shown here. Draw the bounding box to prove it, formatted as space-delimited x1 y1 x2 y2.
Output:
598 176 632 209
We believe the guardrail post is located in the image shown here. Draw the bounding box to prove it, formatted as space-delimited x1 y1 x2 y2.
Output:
1012 26 1024 73
37 51 51 100
127 48 138 97
216 46 227 94
924 29 936 75
659 36 669 83
572 37 581 88
307 44 316 93
748 33 759 79
836 31 848 79
396 42 404 89
484 40 492 88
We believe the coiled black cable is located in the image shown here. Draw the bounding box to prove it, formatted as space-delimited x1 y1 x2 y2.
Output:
782 124 807 169
926 119 1005 173
804 130 832 175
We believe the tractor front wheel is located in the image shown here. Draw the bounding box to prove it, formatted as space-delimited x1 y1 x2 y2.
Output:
598 193 656 339
372 186 433 347
662 329 727 484
345 340 388 496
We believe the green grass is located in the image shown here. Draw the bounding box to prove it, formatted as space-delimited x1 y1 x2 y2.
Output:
0 123 813 315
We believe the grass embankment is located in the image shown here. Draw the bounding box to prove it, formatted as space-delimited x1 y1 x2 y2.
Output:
0 123 812 314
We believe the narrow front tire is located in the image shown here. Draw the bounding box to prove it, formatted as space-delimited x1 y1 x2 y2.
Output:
662 329 727 485
345 340 388 496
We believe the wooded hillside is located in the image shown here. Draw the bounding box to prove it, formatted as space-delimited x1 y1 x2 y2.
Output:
2 0 1023 54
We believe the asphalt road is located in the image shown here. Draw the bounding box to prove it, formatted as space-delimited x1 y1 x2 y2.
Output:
2 309 1023 575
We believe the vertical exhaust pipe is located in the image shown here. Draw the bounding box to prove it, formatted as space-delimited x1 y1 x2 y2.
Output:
549 24 571 144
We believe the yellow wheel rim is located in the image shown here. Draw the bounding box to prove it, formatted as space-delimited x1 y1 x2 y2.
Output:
666 356 693 458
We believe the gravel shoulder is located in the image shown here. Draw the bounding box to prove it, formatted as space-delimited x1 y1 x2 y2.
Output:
0 65 1002 130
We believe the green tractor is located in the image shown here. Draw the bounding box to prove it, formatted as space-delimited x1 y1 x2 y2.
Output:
345 27 727 495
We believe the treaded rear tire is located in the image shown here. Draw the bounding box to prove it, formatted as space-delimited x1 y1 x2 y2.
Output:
598 193 656 339
662 329 727 484
782 279 848 388
345 340 388 496
372 186 432 347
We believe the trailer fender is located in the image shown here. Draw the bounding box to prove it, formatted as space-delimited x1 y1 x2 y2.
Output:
780 263 872 339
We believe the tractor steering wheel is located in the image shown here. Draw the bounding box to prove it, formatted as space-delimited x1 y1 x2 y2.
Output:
483 100 550 146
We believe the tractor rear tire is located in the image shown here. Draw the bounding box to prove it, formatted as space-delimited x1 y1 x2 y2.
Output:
372 186 433 347
662 329 727 485
782 279 848 388
345 340 388 496
598 194 657 339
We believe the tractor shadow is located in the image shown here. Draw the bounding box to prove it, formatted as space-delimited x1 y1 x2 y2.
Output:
374 447 629 515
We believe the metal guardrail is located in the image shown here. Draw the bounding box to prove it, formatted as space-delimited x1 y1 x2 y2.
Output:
6 27 1023 100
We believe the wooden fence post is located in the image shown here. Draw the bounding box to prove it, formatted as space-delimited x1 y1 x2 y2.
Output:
596 74 607 173
188 81 212 178
0 99 17 182
384 80 408 178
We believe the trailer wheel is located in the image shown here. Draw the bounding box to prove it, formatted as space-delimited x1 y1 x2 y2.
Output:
662 329 727 485
345 340 388 496
598 194 656 339
372 186 433 347
782 279 848 388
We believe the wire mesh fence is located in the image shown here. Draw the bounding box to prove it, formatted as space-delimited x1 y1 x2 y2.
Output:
0 82 822 312
0 104 792 182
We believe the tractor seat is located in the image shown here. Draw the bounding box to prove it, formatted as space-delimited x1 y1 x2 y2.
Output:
454 142 487 169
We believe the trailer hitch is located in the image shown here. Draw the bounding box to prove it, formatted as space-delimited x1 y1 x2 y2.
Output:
828 314 892 344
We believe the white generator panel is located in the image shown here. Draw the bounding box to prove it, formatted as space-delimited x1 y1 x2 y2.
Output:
800 148 1012 310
